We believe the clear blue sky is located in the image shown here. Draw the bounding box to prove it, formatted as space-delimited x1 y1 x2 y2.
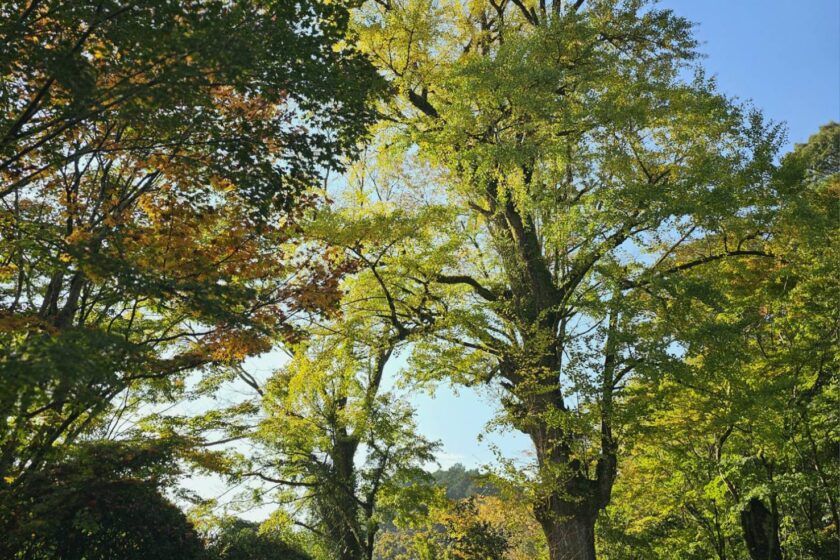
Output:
662 0 839 147
410 0 840 470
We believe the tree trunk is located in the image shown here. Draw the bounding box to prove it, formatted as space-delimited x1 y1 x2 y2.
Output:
500 335 616 560
484 182 620 560
323 434 365 560
537 506 597 560
528 419 614 560
740 497 782 560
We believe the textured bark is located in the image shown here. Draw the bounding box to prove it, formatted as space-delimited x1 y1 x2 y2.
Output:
511 345 616 560
740 498 782 560
539 514 597 560
529 442 614 560
322 434 366 560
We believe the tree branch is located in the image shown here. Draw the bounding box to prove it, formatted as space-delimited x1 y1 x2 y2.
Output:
407 88 440 119
623 250 779 289
435 274 500 302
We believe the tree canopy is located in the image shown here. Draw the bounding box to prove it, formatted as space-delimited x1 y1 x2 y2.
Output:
0 1 836 560
0 0 380 491
348 0 793 557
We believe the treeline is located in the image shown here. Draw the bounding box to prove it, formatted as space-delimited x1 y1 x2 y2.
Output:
1 1 837 560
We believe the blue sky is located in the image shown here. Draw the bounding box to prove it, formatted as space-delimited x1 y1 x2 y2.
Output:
662 0 839 148
409 0 840 470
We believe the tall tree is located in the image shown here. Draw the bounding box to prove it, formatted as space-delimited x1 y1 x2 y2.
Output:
352 1 784 557
234 197 447 560
597 123 840 560
0 0 381 507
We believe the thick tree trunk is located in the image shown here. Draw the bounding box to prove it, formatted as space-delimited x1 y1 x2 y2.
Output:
483 181 621 560
537 506 597 560
527 416 615 560
740 497 782 560
324 435 366 560
501 334 616 560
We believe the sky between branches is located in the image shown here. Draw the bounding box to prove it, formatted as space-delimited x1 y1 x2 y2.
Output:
191 0 839 518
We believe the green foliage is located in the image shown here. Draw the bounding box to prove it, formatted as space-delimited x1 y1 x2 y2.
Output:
0 0 381 508
430 463 496 500
375 491 550 560
437 498 511 560
597 123 840 559
350 0 789 556
0 0 381 209
0 1 835 559
205 517 312 560
0 439 203 560
250 305 439 558
232 193 450 559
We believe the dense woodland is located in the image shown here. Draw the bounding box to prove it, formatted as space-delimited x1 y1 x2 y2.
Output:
0 1 837 559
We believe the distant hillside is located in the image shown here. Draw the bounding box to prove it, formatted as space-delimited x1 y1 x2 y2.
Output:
429 463 497 500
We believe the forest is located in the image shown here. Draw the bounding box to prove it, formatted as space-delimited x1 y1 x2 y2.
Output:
0 0 837 559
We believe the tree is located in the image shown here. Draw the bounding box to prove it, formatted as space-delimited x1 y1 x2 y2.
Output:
0 0 381 499
597 124 839 560
1 0 378 206
0 439 204 560
375 492 548 560
351 0 783 557
232 197 449 560
436 497 512 560
475 494 549 560
204 517 313 560
376 496 510 560
251 336 436 560
431 463 494 500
